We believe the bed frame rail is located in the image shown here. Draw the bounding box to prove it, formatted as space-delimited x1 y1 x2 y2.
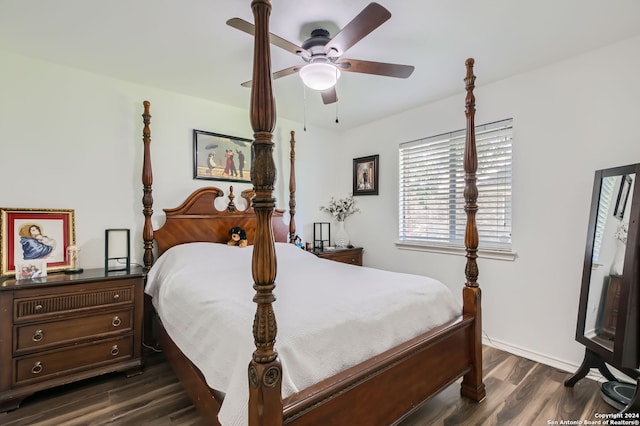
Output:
282 317 475 425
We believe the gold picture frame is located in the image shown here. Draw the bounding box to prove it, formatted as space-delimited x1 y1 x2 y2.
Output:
0 208 76 276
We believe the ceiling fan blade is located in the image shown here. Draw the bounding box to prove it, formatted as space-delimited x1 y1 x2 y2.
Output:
274 65 302 80
227 17 309 58
240 65 302 88
321 87 338 104
336 58 414 78
323 3 391 57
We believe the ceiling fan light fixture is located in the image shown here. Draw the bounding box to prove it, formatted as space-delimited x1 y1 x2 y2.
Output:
299 63 340 91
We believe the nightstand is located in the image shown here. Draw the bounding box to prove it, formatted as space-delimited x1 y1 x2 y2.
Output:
0 267 145 412
314 247 363 266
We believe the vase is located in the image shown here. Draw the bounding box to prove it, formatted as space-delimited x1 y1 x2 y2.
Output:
334 220 350 248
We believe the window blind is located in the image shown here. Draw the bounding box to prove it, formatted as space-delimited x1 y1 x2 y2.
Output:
592 176 615 262
399 118 513 251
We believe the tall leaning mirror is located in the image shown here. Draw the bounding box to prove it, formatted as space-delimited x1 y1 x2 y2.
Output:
566 163 640 412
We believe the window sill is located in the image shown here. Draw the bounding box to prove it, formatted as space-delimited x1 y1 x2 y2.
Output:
395 241 517 261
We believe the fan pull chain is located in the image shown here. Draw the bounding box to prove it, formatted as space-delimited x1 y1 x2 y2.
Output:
303 84 307 132
335 67 339 124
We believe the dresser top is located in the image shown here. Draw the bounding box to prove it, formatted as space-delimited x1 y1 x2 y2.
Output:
0 267 145 291
313 246 362 254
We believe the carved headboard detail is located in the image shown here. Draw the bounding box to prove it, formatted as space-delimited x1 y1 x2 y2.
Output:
153 186 288 257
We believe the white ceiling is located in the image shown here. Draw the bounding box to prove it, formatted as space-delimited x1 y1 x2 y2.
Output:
2 1 640 130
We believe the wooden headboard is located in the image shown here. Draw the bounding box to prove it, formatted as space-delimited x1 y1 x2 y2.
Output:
153 186 289 257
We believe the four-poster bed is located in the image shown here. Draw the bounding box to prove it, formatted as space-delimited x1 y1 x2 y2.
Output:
141 1 485 425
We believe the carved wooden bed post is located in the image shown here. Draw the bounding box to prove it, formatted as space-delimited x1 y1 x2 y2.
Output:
248 0 283 425
288 130 296 243
141 100 154 271
460 58 486 402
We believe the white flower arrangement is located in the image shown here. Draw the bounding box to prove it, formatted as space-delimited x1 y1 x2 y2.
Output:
320 194 361 222
615 221 628 244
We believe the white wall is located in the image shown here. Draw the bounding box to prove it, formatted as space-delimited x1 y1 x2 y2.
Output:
2 34 640 374
340 35 640 370
0 50 340 270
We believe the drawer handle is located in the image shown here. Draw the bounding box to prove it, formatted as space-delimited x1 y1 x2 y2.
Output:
32 329 44 342
35 304 43 312
112 316 121 327
111 345 120 356
113 294 120 301
31 361 43 374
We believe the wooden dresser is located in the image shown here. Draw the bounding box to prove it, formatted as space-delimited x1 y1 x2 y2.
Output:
314 247 363 266
0 268 144 412
595 274 622 341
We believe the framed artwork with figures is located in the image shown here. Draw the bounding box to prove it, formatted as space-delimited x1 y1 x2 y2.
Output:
15 260 47 280
353 154 379 196
0 208 75 276
193 129 253 183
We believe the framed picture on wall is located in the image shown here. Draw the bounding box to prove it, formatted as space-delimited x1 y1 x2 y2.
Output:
613 174 633 220
353 154 379 196
0 208 75 276
193 129 253 183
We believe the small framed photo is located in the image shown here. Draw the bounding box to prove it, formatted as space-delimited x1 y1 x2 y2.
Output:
193 129 253 183
613 174 633 220
353 154 379 196
1 208 75 276
15 260 47 280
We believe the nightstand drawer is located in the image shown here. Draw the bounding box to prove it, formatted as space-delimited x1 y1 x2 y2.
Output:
15 309 132 353
14 336 133 386
14 283 135 322
315 247 363 266
325 251 362 265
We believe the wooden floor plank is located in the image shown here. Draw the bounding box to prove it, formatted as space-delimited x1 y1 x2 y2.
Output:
494 363 560 424
0 346 622 425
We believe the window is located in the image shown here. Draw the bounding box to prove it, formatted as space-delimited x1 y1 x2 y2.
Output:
398 118 513 253
592 176 615 263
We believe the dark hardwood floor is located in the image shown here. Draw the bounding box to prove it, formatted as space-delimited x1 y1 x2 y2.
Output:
0 346 619 425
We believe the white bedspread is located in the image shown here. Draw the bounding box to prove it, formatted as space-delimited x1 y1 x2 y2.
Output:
145 242 460 426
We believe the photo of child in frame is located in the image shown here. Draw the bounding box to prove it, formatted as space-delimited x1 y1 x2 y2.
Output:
15 260 47 280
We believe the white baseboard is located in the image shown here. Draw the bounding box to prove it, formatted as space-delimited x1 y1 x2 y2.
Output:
482 336 608 383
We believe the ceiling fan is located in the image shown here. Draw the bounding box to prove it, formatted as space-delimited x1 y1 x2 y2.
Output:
226 2 414 105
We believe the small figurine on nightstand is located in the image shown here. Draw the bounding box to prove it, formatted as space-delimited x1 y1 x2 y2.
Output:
293 235 303 248
65 245 84 274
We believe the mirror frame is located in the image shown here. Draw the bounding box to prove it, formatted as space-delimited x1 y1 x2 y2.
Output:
576 163 640 369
